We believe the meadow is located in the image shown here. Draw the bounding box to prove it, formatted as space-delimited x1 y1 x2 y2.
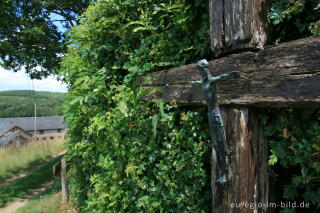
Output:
0 140 65 182
16 179 62 213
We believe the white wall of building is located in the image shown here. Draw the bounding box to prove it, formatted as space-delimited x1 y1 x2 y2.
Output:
28 129 66 141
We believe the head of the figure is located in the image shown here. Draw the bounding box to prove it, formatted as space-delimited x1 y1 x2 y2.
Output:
197 59 210 81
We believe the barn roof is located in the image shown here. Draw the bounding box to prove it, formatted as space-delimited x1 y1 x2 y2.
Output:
0 116 65 131
0 121 15 137
0 132 19 147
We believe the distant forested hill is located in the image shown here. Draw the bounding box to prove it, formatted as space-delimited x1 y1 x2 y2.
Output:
0 90 64 118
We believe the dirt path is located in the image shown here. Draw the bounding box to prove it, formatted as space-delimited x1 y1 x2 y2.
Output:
0 180 55 213
0 151 66 189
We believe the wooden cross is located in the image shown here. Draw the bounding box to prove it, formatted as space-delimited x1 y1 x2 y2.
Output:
138 0 319 211
138 36 320 213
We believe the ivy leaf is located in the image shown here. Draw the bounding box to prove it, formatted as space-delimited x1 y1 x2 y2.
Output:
301 166 309 179
118 100 128 117
269 152 278 165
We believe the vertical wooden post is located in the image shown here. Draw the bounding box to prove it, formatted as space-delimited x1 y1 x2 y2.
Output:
61 158 68 203
212 108 274 213
209 0 270 55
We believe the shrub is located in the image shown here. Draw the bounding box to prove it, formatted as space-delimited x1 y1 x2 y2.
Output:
268 0 320 41
262 109 320 213
60 0 212 212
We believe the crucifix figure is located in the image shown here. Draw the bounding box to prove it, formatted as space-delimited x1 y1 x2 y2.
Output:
191 59 240 186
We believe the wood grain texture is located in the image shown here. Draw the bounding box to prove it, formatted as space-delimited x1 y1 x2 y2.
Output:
209 0 224 56
209 0 271 55
248 109 275 213
61 158 68 203
138 37 320 108
212 108 274 213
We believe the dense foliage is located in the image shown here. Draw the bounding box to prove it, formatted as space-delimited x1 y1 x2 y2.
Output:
0 0 91 78
61 0 212 212
0 90 64 117
262 109 320 213
268 0 320 42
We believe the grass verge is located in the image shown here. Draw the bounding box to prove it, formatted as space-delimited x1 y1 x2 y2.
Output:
0 140 65 182
0 156 63 207
16 178 61 213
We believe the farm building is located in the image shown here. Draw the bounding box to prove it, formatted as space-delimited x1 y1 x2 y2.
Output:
0 121 32 147
0 116 66 142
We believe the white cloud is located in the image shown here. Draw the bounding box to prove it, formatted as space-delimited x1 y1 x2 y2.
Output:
0 67 67 93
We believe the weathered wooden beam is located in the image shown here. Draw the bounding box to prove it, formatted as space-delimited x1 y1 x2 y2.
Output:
138 37 320 108
209 0 271 55
213 108 274 213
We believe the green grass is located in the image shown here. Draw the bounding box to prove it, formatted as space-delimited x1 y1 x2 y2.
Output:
0 140 65 182
16 178 62 213
0 156 63 207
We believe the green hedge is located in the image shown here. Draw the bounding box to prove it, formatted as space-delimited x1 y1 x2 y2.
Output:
60 0 212 212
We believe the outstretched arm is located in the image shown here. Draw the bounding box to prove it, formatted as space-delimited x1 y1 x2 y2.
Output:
190 80 203 86
210 71 240 83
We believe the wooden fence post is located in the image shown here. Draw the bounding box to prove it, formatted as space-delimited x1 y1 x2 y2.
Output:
61 158 68 203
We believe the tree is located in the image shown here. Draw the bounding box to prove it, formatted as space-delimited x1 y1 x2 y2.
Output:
0 0 92 79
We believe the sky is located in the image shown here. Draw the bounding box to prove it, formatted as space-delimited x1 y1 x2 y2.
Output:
0 67 67 93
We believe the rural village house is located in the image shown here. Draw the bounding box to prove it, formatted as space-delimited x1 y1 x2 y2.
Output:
0 116 66 142
0 121 32 147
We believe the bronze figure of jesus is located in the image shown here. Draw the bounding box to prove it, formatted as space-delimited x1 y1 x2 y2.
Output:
191 59 239 186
